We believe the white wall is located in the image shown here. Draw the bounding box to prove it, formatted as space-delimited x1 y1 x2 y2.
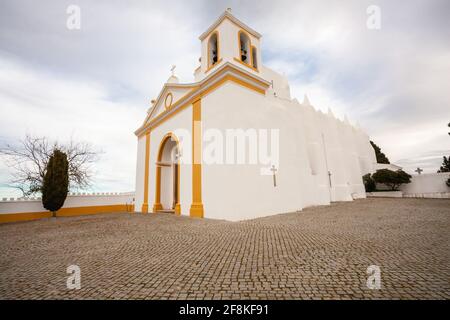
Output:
400 173 450 195
134 135 146 212
0 193 135 214
199 75 377 221
202 82 306 221
261 66 291 100
135 80 376 221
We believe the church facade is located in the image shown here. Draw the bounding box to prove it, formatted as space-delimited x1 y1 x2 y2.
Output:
134 10 377 221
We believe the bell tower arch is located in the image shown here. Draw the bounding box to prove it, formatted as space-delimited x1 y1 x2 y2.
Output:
198 10 262 77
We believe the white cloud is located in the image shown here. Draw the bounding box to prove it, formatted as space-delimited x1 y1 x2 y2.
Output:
0 0 449 197
0 56 142 196
252 0 450 173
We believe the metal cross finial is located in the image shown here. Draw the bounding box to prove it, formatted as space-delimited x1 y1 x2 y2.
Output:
270 165 278 187
415 167 423 175
171 65 176 76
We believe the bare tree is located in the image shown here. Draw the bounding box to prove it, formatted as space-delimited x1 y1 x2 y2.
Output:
0 135 100 196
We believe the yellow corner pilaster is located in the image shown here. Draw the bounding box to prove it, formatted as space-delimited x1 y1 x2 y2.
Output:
142 131 150 213
190 98 204 218
174 203 181 215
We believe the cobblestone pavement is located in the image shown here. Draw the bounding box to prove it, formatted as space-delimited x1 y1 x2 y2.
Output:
0 198 449 300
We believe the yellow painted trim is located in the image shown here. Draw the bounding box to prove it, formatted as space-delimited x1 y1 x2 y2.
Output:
224 74 266 95
207 31 220 70
0 204 133 224
0 211 51 224
136 68 268 137
142 131 150 213
164 92 173 110
153 132 181 214
152 203 163 212
147 85 199 122
190 98 204 218
56 205 130 217
251 45 258 69
141 87 199 135
233 57 259 72
205 58 223 74
139 64 269 135
237 29 258 72
174 203 181 215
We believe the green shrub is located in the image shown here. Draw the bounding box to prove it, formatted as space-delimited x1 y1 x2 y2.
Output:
363 173 376 192
372 169 411 191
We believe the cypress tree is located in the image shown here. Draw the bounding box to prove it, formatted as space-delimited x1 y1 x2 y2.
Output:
437 156 450 173
42 149 69 217
370 141 390 164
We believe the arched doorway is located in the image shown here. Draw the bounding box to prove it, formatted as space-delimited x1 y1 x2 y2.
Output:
153 133 181 214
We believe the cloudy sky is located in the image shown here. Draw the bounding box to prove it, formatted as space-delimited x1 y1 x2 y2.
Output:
0 0 449 197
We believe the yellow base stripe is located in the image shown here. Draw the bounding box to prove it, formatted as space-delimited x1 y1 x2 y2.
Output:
0 204 135 224
56 204 131 217
0 212 52 224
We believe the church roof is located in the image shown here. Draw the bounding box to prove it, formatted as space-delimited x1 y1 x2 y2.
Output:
135 62 270 136
199 10 262 41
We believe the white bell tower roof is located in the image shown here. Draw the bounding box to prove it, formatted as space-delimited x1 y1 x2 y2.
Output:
198 9 262 41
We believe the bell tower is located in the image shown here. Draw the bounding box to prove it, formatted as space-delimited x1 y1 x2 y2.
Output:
197 9 262 79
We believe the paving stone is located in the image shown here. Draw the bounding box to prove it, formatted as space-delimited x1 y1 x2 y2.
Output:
0 198 448 299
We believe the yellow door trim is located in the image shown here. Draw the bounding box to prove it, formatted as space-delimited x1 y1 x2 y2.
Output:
153 132 181 214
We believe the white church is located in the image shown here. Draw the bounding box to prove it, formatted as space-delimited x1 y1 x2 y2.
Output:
134 10 377 221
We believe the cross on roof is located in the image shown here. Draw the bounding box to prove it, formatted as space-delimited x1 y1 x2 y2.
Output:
170 65 176 76
415 167 423 174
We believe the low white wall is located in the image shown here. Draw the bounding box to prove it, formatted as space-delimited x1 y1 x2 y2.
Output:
0 192 135 214
403 192 450 199
400 173 449 194
367 191 403 198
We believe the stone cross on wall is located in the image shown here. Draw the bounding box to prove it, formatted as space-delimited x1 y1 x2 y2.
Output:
270 165 278 187
415 167 423 175
327 171 332 188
